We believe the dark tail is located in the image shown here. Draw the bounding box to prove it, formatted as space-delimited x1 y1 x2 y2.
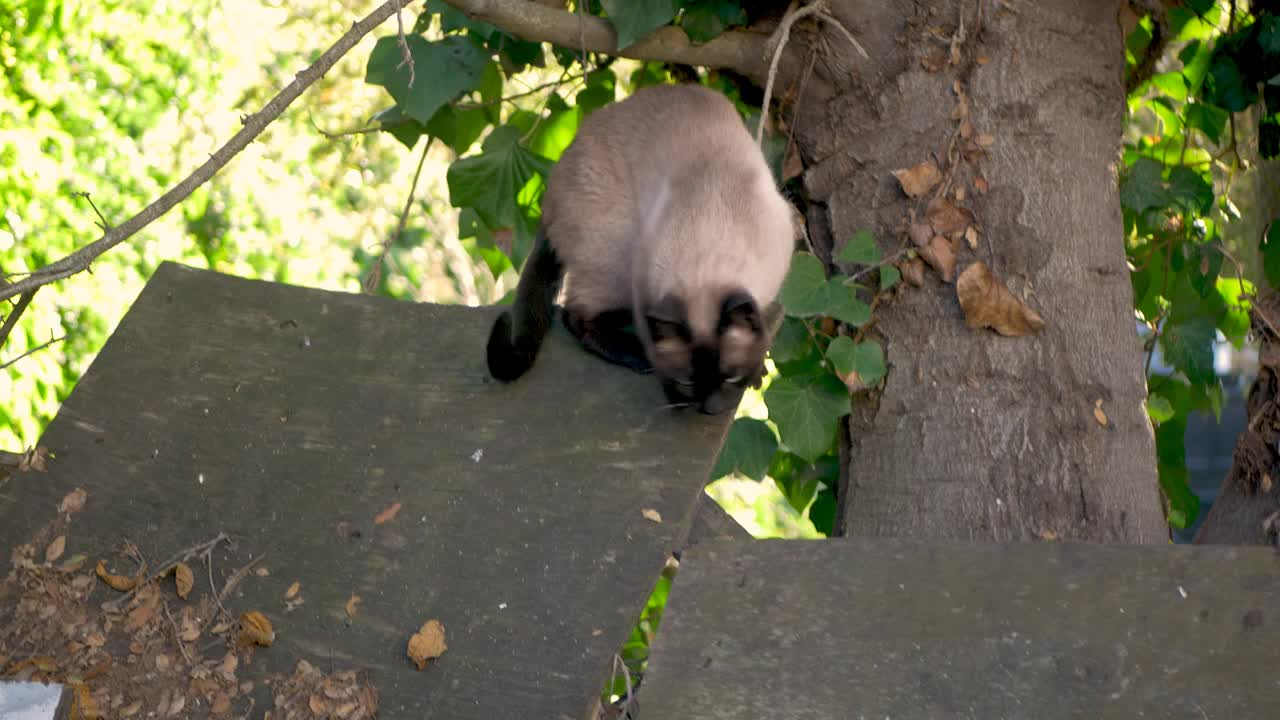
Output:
486 228 563 381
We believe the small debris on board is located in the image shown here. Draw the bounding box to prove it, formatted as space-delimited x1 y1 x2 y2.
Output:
373 501 402 525
641 508 663 523
406 620 448 670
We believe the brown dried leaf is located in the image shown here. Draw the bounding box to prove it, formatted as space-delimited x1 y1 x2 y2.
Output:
95 560 138 592
926 197 974 240
974 176 989 194
345 594 362 619
125 603 156 631
964 226 979 249
641 508 663 523
285 580 301 600
121 699 143 717
918 236 957 283
976 132 996 148
59 553 88 573
1039 530 1059 541
920 46 948 72
18 446 49 472
1093 399 1109 426
174 562 194 600
908 221 934 248
45 535 66 564
238 611 275 647
782 143 804 182
1263 473 1274 494
211 691 232 715
407 619 448 670
956 262 1046 336
900 257 926 287
893 160 943 198
59 487 88 514
373 502 402 525
976 52 991 65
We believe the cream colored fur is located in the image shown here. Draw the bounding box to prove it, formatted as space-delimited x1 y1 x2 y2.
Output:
540 83 795 342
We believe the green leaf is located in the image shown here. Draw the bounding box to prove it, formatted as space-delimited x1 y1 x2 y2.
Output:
778 253 870 324
600 0 679 49
423 103 488 153
880 265 900 291
763 373 850 462
1150 71 1188 101
1260 13 1280 55
1118 158 1169 213
769 316 815 366
1215 276 1253 346
1184 102 1228 143
808 486 836 536
1167 165 1213 214
426 0 495 33
1187 240 1223 298
679 0 747 44
576 68 617 114
446 126 554 230
370 105 427 150
838 229 880 265
1146 393 1175 423
1159 316 1217 385
778 253 830 316
366 35 490 124
710 417 778 481
825 336 857 375
1203 53 1257 112
1262 220 1280 288
527 97 582 161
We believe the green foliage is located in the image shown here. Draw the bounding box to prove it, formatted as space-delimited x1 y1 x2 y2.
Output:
365 35 491 124
601 0 681 49
1123 1 1277 530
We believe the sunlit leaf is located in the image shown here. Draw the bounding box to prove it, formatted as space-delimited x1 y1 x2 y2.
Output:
446 126 554 229
1146 393 1175 423
366 35 490 124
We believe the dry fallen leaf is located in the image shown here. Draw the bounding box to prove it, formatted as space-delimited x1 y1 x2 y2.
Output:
238 611 275 647
964 226 979 250
956 262 1046 336
920 46 948 72
59 487 88 514
919 235 958 283
1039 530 1059 541
976 132 996 148
592 628 604 637
286 580 301 600
45 535 66 564
976 52 991 65
345 594 362 619
974 176 989 194
1263 473 1274 494
909 221 934 248
174 562 194 600
407 619 448 670
893 160 943 198
373 502 402 525
211 691 232 715
641 508 663 523
782 143 804 182
1093 399 1109 426
121 699 143 717
900 257 926 287
926 197 974 240
95 559 139 592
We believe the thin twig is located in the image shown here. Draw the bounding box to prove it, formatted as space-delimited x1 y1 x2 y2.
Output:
0 288 36 349
364 137 434 294
395 0 416 88
205 543 230 621
71 192 112 231
577 0 589 84
216 554 266 606
104 532 230 611
0 334 64 371
454 72 586 109
0 0 409 303
162 598 195 666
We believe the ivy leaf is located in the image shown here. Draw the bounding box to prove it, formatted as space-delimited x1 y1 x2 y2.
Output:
370 105 426 150
1167 165 1213 215
1118 158 1169 213
851 340 887 388
1159 316 1217 385
1146 393 1175 423
1150 71 1188 101
838 229 880 265
366 35 490 124
1184 102 1228 143
1263 220 1280 289
826 285 871 326
880 265 901 290
825 335 858 376
763 372 850 462
769 316 815 366
778 253 830 316
1203 53 1257 112
577 68 617 114
1259 13 1280 55
426 0 495 34
808 486 837 536
600 0 679 49
710 418 778 481
446 126 554 229
680 0 747 44
1187 241 1223 298
423 104 488 154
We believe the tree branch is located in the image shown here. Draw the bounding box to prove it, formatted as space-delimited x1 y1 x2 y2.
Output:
441 0 772 81
0 0 408 303
0 289 36 349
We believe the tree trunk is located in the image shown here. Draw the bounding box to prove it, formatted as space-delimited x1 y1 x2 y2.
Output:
789 0 1167 542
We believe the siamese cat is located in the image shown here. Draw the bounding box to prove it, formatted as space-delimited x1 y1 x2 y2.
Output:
486 83 795 415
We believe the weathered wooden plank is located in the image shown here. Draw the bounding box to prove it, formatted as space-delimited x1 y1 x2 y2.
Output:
640 538 1280 719
0 262 733 720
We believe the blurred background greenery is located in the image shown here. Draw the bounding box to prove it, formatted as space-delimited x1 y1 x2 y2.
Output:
0 0 823 538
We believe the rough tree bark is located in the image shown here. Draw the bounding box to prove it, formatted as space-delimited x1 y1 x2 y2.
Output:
449 0 1169 543
779 0 1167 543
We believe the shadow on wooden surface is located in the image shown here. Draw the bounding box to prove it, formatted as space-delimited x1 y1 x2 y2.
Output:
0 262 738 720
639 538 1280 719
